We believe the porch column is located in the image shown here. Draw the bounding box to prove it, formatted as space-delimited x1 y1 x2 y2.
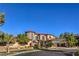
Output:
38 40 41 48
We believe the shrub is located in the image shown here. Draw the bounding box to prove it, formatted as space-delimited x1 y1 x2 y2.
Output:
47 42 53 47
20 46 25 49
25 46 30 48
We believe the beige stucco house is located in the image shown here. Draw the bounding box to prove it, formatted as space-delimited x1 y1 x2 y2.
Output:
25 31 56 47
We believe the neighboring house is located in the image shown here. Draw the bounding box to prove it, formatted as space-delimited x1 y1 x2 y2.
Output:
52 38 67 47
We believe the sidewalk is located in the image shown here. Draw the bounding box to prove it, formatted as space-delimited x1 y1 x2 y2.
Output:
0 46 35 56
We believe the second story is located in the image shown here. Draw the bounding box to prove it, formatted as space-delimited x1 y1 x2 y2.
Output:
25 31 56 41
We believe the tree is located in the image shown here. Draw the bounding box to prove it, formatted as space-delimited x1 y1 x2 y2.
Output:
0 31 14 46
59 32 70 39
59 33 64 39
0 13 5 26
4 33 13 44
67 35 78 47
3 33 13 53
59 32 78 47
17 34 30 44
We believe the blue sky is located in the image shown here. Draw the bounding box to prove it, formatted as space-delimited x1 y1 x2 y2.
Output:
0 3 79 36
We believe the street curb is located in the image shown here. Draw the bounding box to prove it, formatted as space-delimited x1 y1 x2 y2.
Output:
6 50 41 56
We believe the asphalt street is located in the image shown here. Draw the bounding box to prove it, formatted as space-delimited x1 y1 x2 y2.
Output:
15 50 73 56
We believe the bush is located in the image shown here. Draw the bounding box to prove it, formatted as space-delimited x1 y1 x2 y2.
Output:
25 46 30 48
47 42 53 47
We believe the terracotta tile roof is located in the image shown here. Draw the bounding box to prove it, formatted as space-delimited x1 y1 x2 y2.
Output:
25 31 57 38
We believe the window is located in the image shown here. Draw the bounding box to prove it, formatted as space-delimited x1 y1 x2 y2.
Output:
42 36 44 40
36 36 38 40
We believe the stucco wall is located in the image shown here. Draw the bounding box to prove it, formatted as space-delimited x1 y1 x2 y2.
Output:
26 32 56 41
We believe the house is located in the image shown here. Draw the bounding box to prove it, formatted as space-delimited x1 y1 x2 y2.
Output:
25 31 56 47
